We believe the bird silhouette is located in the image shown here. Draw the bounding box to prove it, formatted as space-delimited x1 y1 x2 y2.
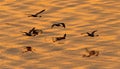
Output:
81 30 99 37
22 27 42 36
23 46 33 53
51 23 65 28
33 29 43 36
87 30 99 37
23 27 35 36
53 34 66 42
83 48 99 57
28 9 45 17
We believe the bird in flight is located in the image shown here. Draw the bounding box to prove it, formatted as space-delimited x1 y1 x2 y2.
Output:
52 34 66 42
22 27 35 36
82 30 99 37
23 46 34 53
32 29 43 36
51 23 65 28
28 9 45 17
83 48 99 57
22 27 42 36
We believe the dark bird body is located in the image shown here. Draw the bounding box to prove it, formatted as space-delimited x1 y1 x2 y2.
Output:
28 9 45 17
51 23 65 28
23 27 42 36
87 30 99 37
23 46 33 53
83 48 99 57
23 27 35 36
26 46 32 51
53 34 66 42
82 30 99 37
33 29 43 36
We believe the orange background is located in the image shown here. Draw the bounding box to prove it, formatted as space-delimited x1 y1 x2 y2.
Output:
0 0 120 69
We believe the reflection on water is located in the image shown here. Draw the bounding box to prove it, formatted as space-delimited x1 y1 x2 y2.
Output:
0 0 120 69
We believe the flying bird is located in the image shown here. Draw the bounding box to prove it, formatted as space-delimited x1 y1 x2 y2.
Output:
33 29 43 36
22 27 42 36
53 34 66 42
23 46 34 53
28 9 45 17
22 27 35 36
82 30 99 37
83 48 99 57
51 23 65 28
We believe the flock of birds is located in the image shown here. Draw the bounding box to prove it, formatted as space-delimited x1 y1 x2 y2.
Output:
21 9 99 57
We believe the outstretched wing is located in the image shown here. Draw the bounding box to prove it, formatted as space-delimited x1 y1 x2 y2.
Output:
51 24 56 28
85 48 89 53
91 30 97 34
60 23 65 28
86 32 90 35
64 34 66 37
35 29 43 33
29 27 35 34
96 51 99 56
35 9 46 15
39 30 43 33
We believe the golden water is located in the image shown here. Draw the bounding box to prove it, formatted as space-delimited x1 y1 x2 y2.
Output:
0 0 120 69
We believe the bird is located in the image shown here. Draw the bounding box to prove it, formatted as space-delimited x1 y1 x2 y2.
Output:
23 46 34 53
33 29 43 36
83 48 99 57
82 30 99 37
53 34 66 42
23 27 35 36
22 27 42 36
28 9 45 17
51 23 65 28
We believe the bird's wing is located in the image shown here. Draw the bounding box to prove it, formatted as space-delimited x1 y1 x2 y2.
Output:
29 27 35 33
39 30 43 33
35 29 43 33
52 37 56 42
86 32 90 35
64 34 66 37
60 23 65 28
85 48 89 53
96 51 99 56
51 24 56 28
35 9 45 15
91 30 97 34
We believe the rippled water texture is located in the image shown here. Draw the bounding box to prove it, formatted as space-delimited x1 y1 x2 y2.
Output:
0 0 120 69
